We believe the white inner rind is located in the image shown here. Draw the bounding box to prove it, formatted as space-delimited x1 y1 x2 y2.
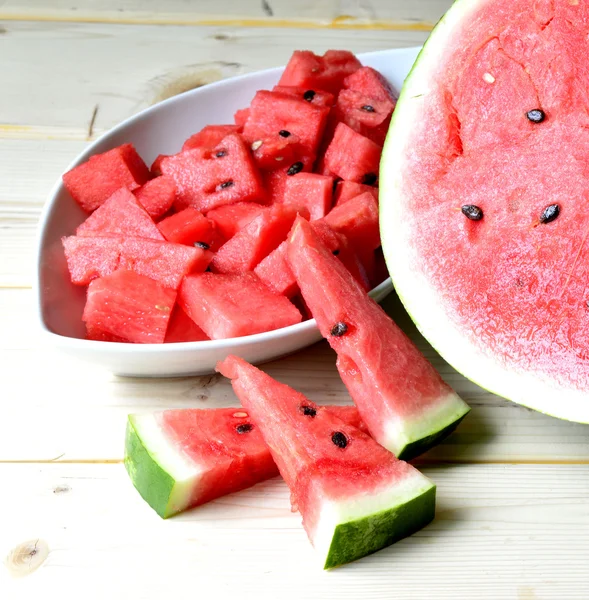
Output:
311 469 434 563
380 0 589 424
129 413 204 514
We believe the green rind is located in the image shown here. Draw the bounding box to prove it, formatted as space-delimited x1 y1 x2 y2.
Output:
124 418 177 519
324 483 436 569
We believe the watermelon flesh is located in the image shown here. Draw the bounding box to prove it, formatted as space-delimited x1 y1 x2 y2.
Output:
217 355 436 569
157 207 222 250
272 86 335 108
282 173 333 221
288 219 470 459
133 176 176 220
334 181 378 206
205 202 265 241
164 304 210 343
182 125 240 152
125 404 367 518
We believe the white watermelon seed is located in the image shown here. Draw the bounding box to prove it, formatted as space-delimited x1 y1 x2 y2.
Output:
251 140 263 151
483 72 495 84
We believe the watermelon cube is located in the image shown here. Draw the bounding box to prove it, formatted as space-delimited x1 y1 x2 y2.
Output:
324 123 381 184
157 208 222 249
83 270 176 344
262 154 315 204
75 187 164 240
272 86 335 108
63 144 151 213
161 134 266 212
253 241 297 297
150 154 168 177
234 108 250 130
205 202 265 241
164 304 210 343
251 132 308 171
182 125 240 152
334 180 378 206
282 173 333 220
179 272 302 339
133 176 177 220
62 235 212 289
343 66 397 103
211 204 304 274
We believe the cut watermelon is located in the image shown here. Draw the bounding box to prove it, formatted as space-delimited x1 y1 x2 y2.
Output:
344 66 397 103
157 207 222 249
217 356 436 569
250 132 307 171
150 154 167 177
161 134 266 212
210 204 303 274
84 270 176 343
380 0 589 421
288 219 470 459
179 272 302 339
205 202 265 240
63 144 151 213
125 404 366 518
75 187 164 240
164 304 210 343
133 176 177 220
182 125 240 152
62 235 211 289
262 154 316 204
334 181 378 206
234 108 250 130
272 86 335 108
283 173 333 221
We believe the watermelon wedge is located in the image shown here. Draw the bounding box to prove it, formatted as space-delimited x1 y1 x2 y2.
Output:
217 356 435 569
288 219 470 459
380 0 589 422
125 404 367 518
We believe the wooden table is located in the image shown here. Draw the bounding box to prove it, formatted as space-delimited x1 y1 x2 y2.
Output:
1 2 588 598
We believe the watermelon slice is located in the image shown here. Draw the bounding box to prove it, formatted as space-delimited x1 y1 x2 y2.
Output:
250 131 307 171
125 404 367 518
334 181 378 206
164 304 210 343
344 66 397 103
133 176 176 220
288 219 470 459
380 0 589 421
272 86 335 108
205 202 265 241
217 356 436 569
179 272 302 339
282 173 333 221
157 207 222 249
182 125 240 152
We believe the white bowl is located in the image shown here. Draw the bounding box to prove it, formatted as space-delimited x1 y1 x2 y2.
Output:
35 47 420 377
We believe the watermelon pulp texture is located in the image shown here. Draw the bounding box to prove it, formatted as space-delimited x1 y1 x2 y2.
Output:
217 356 436 569
125 404 367 518
288 219 470 459
133 176 177 220
380 0 589 420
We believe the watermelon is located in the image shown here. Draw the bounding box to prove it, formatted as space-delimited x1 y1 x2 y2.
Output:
62 235 212 289
182 125 240 152
164 304 210 343
250 131 307 171
334 181 378 206
272 86 335 108
288 219 470 459
262 155 315 204
161 134 266 212
343 66 397 103
205 202 265 241
75 187 164 240
179 272 302 339
125 404 367 518
217 356 436 569
133 176 176 220
283 173 333 221
157 207 222 249
380 0 589 421
84 270 176 343
233 108 250 129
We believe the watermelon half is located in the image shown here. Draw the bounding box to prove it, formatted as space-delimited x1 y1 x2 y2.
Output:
380 0 589 422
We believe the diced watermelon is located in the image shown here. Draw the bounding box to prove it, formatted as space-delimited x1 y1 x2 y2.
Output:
234 108 250 129
83 270 176 344
161 134 266 212
157 208 222 250
253 242 297 298
124 405 366 518
150 154 168 177
250 132 308 171
288 219 471 459
179 272 302 339
211 204 303 274
334 181 378 206
324 123 381 184
278 50 361 95
133 176 177 220
75 187 164 241
343 66 397 103
217 356 436 569
272 86 335 108
182 125 240 152
62 236 212 289
242 90 329 156
262 154 315 204
164 304 210 343
206 202 265 240
63 144 151 213
282 173 333 220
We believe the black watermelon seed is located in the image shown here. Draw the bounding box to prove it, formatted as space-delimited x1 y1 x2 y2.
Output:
215 150 227 158
332 249 340 256
300 405 317 417
236 423 254 434
461 205 484 221
361 105 375 112
287 161 304 176
330 322 348 337
331 431 348 448
526 109 546 123
539 203 560 224
362 173 377 186
279 129 291 138
219 180 234 189
303 90 316 102
194 241 210 250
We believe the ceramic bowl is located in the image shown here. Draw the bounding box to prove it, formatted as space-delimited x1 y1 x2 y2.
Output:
35 46 420 377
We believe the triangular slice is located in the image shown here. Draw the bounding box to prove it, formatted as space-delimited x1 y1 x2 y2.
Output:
287 219 470 460
217 355 436 569
125 404 367 518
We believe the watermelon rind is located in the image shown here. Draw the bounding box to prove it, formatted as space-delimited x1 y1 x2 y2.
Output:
317 469 436 569
125 414 201 518
379 0 589 423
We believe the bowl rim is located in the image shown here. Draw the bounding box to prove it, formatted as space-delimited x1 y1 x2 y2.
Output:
34 47 417 351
